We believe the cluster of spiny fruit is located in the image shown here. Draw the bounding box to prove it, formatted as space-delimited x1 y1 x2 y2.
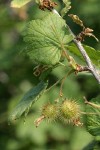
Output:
35 99 83 127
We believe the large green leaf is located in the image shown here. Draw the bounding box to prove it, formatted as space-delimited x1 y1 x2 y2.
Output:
23 13 73 65
86 95 100 136
67 44 100 68
9 81 48 121
11 0 32 8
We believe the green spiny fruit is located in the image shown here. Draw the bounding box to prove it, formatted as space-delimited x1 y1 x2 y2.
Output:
60 99 80 124
42 103 59 122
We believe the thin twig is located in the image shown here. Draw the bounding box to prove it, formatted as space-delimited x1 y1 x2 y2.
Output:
45 69 74 94
45 78 62 93
59 69 74 97
52 9 100 84
83 96 100 109
81 112 99 115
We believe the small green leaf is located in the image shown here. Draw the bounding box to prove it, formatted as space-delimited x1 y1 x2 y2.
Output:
67 44 100 68
23 13 73 65
61 0 71 17
11 0 32 8
86 95 100 136
9 81 48 121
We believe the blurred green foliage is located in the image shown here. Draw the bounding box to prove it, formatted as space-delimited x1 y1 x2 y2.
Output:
0 0 100 150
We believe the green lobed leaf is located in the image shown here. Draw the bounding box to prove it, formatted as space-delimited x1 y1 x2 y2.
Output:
23 13 73 65
61 0 71 17
9 81 48 121
67 43 100 68
86 95 100 136
11 0 32 8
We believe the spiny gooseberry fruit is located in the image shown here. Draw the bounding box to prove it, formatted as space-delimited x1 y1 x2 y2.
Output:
41 103 59 122
60 99 80 124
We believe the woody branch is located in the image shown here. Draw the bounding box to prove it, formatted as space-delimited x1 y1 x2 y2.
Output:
52 9 100 84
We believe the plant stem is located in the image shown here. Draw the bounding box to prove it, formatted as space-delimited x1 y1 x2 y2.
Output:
83 96 100 109
52 9 100 84
81 112 99 115
59 69 74 97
